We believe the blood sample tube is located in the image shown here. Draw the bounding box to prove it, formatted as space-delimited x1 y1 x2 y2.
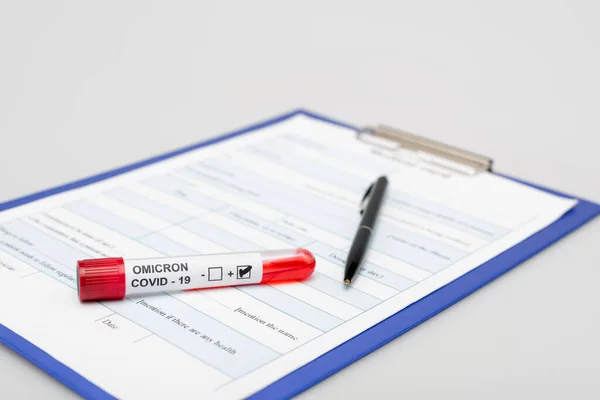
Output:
76 248 315 301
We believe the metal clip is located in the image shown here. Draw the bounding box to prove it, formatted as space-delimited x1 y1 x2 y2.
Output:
359 182 374 215
357 125 493 173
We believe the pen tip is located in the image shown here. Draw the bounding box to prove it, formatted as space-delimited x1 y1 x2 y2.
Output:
344 279 351 286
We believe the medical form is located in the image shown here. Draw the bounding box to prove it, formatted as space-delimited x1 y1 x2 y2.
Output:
0 115 576 399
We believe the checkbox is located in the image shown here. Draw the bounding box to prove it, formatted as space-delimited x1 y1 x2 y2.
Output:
208 267 223 281
237 265 252 279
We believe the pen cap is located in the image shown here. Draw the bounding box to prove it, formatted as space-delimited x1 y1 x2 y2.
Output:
77 257 126 301
260 248 316 283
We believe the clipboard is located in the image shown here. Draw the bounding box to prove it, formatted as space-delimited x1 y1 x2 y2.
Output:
0 109 598 399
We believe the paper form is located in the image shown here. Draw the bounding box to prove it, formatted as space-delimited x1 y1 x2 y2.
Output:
0 115 576 399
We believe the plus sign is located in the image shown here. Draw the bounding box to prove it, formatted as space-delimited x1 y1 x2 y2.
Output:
228 271 234 277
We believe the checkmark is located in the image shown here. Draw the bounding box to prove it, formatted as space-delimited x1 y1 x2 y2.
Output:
237 265 252 279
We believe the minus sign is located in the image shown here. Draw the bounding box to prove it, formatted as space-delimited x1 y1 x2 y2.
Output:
201 274 205 277
171 281 175 283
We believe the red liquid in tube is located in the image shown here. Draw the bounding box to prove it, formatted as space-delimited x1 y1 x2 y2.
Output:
260 248 316 283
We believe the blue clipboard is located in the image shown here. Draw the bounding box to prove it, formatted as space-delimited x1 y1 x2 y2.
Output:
1 110 598 400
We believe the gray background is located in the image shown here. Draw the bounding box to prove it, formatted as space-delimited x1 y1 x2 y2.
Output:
1 1 599 399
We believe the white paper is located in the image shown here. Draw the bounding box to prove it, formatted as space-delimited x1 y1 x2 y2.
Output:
0 115 576 399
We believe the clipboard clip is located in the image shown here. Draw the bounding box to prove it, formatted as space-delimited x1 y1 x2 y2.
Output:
356 125 493 175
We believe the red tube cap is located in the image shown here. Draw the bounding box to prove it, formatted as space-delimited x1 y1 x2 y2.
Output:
77 257 126 301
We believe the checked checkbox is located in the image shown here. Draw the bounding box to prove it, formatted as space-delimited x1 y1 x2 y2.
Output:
237 265 252 279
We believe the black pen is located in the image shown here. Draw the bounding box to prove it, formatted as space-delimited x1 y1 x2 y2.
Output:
344 176 388 285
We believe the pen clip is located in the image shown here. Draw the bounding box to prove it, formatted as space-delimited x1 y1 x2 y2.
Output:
359 183 374 215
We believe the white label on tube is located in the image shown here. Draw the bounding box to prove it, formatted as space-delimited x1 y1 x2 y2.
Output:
124 252 263 295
